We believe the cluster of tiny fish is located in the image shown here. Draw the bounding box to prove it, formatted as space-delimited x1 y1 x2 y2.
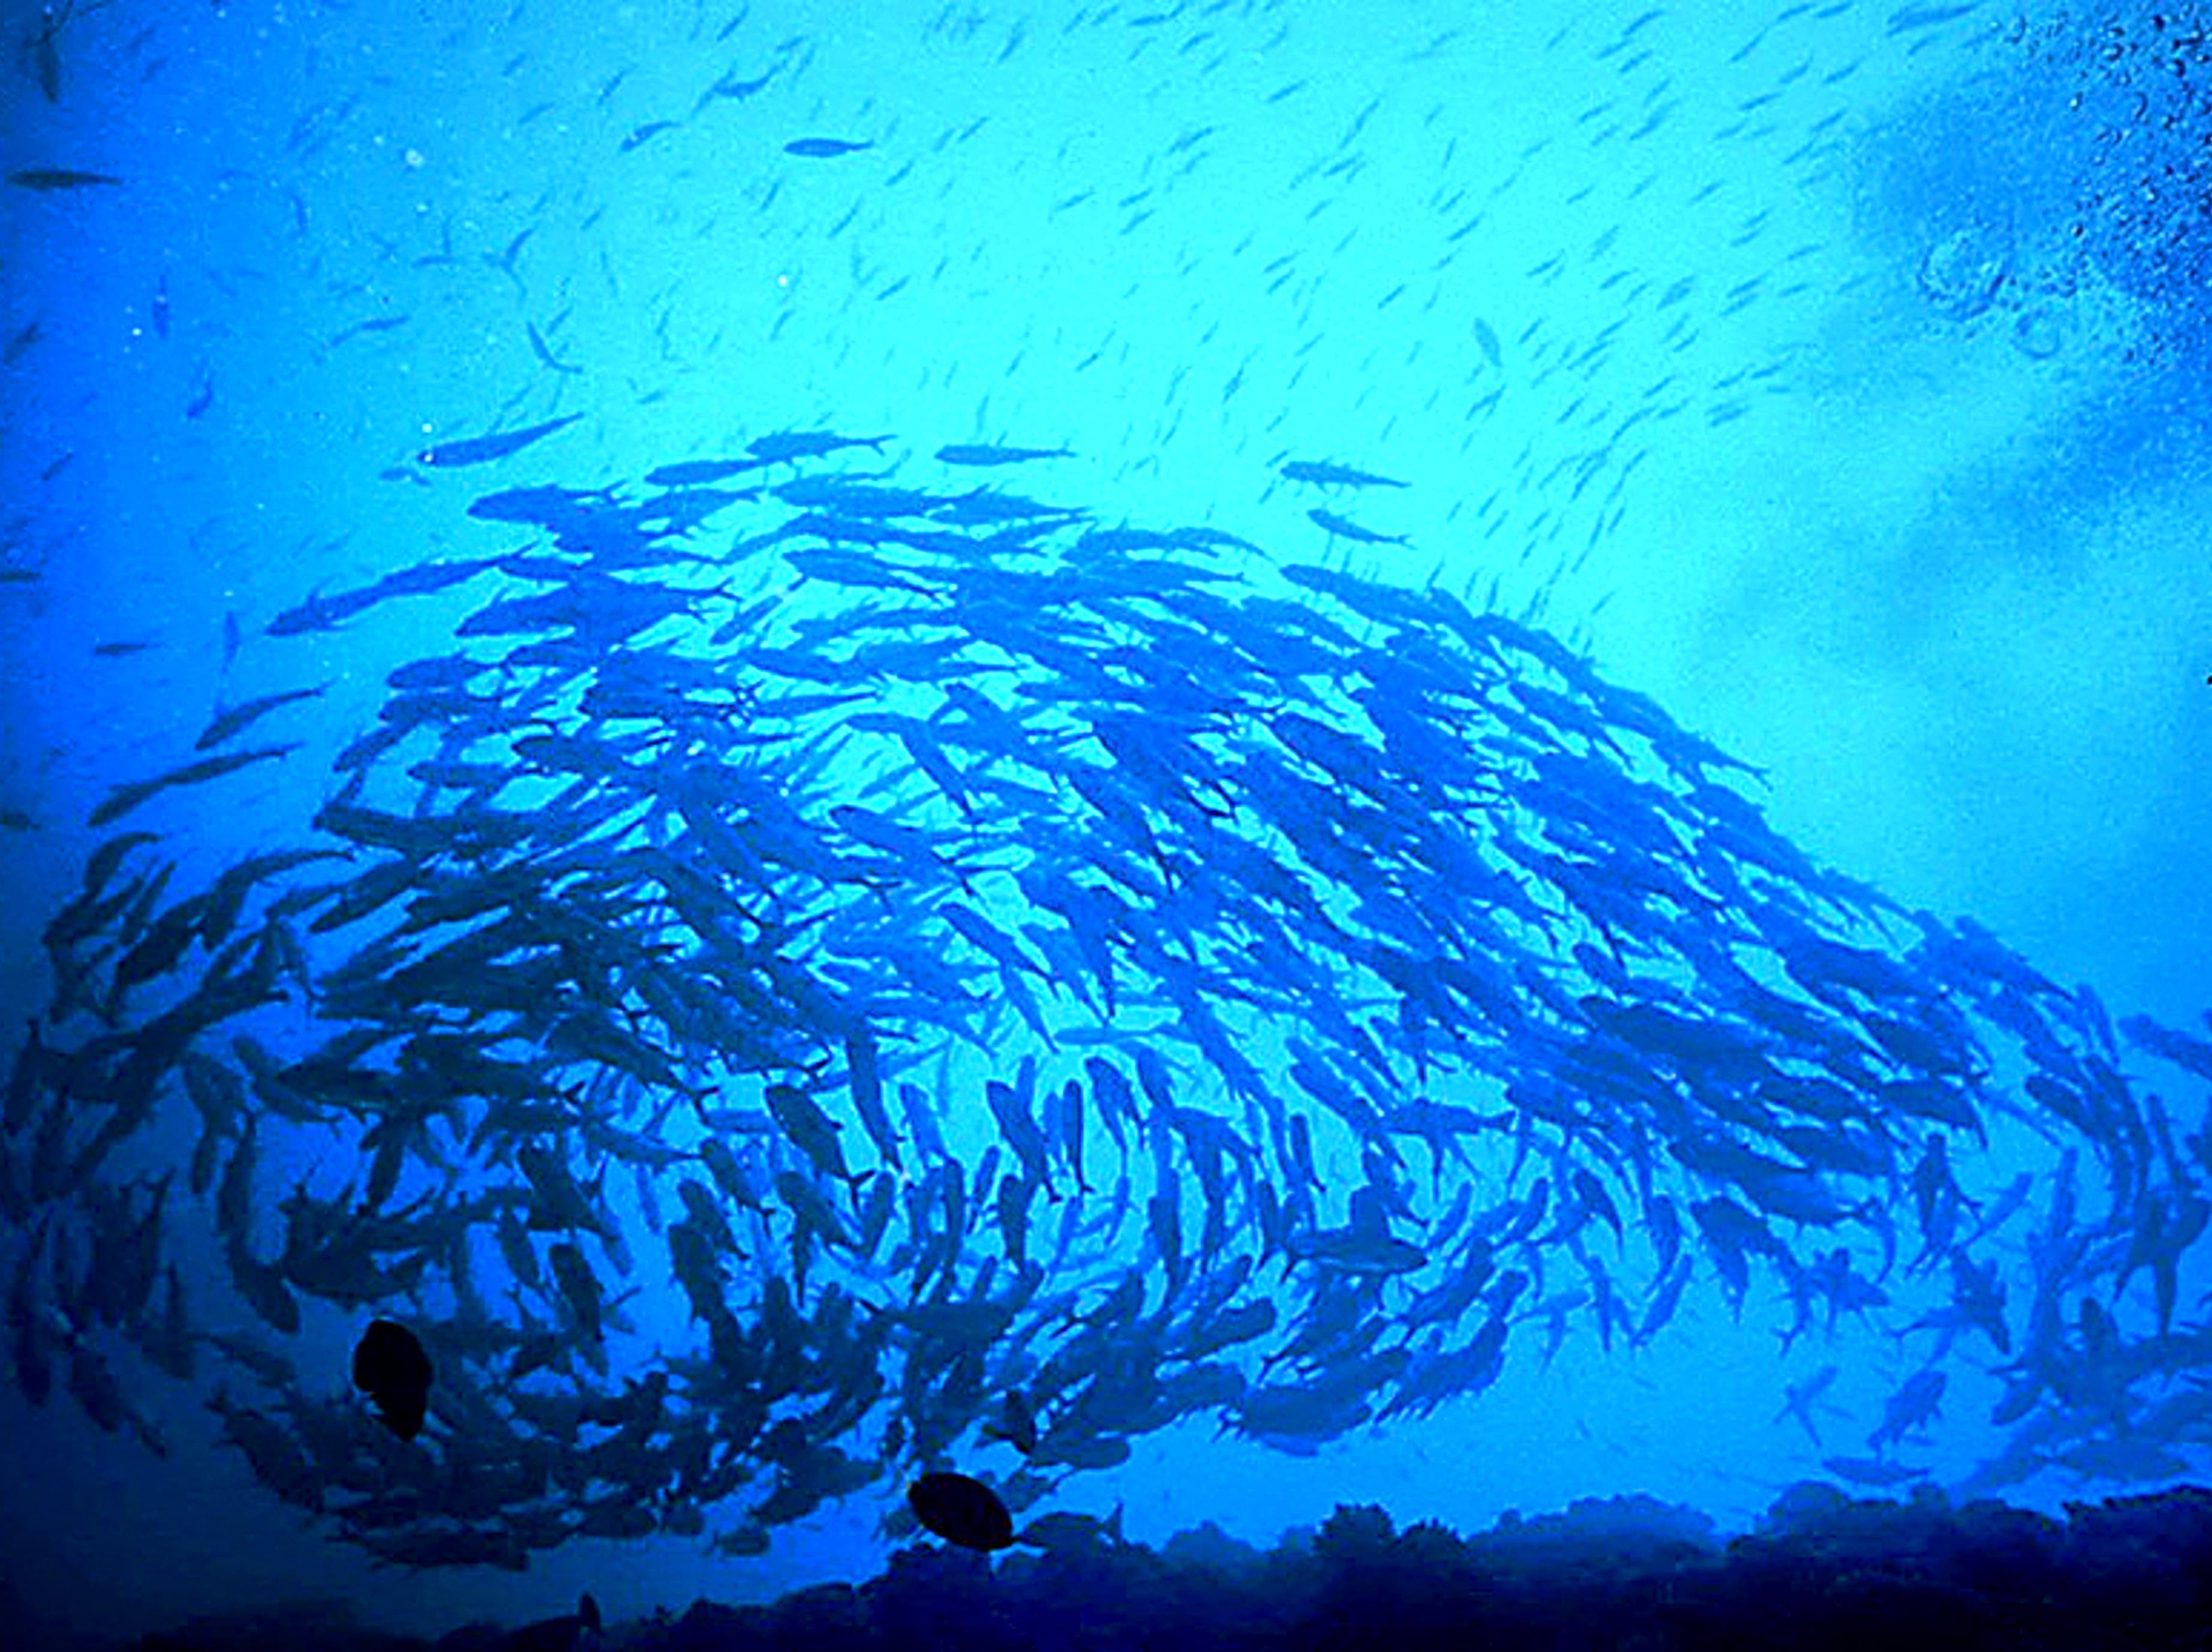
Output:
7 435 2212 1570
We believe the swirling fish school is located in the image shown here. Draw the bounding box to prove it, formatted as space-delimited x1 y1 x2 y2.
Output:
5 440 2209 1573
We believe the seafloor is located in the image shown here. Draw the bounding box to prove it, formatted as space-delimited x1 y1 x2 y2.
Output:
65 1483 2212 1652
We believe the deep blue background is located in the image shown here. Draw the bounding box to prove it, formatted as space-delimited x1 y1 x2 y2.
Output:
4 1 2210 1642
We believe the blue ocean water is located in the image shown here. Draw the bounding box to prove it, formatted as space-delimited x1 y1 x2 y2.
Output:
4 2 2211 1646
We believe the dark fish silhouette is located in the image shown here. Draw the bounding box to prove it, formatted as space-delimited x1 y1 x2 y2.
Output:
936 443 1074 467
1473 316 1503 369
695 64 779 110
87 745 295 828
195 685 324 752
620 120 680 152
1279 459 1408 488
1308 507 1409 545
784 137 873 158
327 313 410 349
747 429 889 464
907 1471 1014 1551
646 458 763 486
525 320 584 376
418 412 583 468
351 1318 432 1440
31 5 64 103
8 167 122 191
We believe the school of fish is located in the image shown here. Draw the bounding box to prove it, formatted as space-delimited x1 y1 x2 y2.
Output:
5 433 2212 1570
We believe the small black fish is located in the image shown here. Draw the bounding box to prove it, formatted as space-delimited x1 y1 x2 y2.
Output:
646 458 763 486
195 684 324 752
620 119 680 152
418 412 582 468
936 444 1074 467
7 167 122 191
86 744 297 828
907 1471 1014 1551
525 319 583 376
32 8 63 104
1279 458 1407 489
1473 316 1503 369
785 137 873 158
327 313 410 349
351 1318 433 1440
746 429 889 464
696 65 777 110
1308 507 1409 545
